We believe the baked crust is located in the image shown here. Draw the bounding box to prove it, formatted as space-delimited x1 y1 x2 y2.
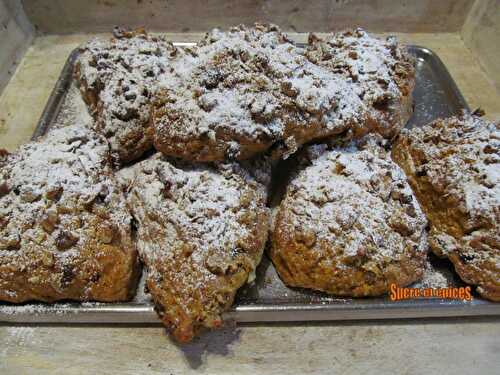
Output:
305 29 415 139
122 155 269 342
0 126 140 303
270 136 428 296
392 113 500 301
74 27 175 165
152 24 377 162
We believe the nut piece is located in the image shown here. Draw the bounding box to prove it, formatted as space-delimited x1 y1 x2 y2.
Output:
0 181 10 198
55 230 79 251
41 252 55 268
205 251 240 276
46 186 64 201
20 188 40 203
0 233 21 251
296 228 317 248
40 209 59 234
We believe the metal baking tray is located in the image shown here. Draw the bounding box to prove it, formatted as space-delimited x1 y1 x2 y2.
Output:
2 44 499 324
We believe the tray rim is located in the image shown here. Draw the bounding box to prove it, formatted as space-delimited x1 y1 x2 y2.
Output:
5 43 499 325
1 298 499 324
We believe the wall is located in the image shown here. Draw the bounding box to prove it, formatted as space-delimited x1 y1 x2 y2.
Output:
462 0 500 94
0 0 34 93
21 0 473 34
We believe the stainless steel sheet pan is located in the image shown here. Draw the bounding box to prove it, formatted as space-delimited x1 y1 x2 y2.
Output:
3 44 498 324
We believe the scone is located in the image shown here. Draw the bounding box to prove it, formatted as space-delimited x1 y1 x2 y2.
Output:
123 155 269 342
270 136 428 296
152 23 374 162
305 29 415 138
392 113 499 301
0 126 139 303
74 27 176 164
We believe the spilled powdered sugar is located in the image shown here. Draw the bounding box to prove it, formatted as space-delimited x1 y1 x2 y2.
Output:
53 84 94 130
411 258 453 289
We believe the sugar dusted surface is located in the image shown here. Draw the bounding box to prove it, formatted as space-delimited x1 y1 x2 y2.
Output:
271 135 429 295
123 154 269 339
394 113 499 299
283 137 427 263
154 24 377 161
126 155 268 282
77 29 173 93
0 125 134 301
305 28 415 138
75 30 177 163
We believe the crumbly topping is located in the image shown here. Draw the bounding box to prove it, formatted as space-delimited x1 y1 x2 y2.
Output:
0 125 132 298
281 135 428 266
153 24 374 161
393 112 499 300
403 113 499 229
95 70 153 162
123 154 269 340
397 113 499 269
306 29 415 137
75 29 177 163
77 25 413 163
126 155 267 270
76 28 173 95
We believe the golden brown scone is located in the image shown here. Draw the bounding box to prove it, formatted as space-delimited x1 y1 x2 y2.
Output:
152 24 375 162
305 29 415 139
74 27 176 165
123 155 269 342
0 126 140 303
392 113 500 301
270 135 428 296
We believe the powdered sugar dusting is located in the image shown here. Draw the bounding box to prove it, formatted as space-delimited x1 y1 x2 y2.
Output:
306 28 415 138
271 135 428 295
286 136 427 262
75 29 177 163
153 24 377 161
126 155 268 270
399 113 499 260
0 125 135 302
